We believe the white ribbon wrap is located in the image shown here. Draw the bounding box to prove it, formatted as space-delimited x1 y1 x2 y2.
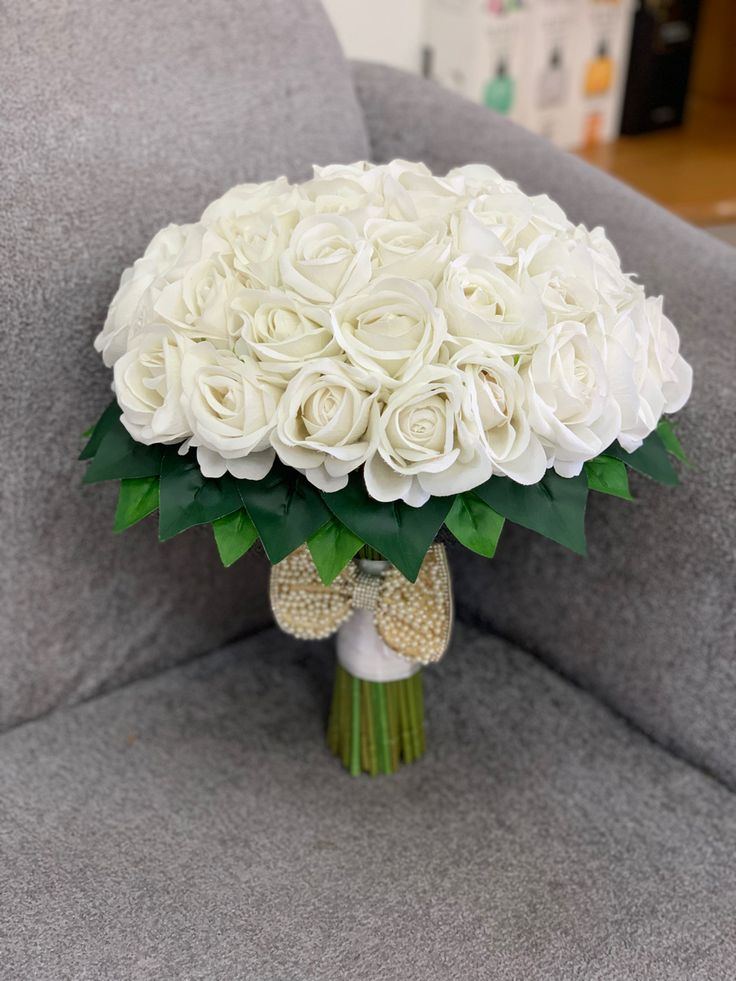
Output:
335 560 421 682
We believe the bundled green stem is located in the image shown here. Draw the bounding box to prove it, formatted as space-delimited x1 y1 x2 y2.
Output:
327 663 425 776
326 543 426 775
358 544 384 561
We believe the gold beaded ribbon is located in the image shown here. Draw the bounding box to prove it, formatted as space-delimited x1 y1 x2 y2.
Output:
270 544 453 666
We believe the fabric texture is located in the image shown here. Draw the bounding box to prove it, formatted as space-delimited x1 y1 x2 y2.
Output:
0 0 370 730
352 62 736 789
1 622 735 981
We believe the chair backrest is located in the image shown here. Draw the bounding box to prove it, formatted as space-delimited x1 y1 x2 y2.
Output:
0 0 369 729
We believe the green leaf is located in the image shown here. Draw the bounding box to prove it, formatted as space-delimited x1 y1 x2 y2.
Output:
236 460 332 564
158 450 242 541
474 471 588 555
308 517 363 585
445 492 505 558
82 416 164 484
605 431 679 486
79 400 121 461
584 456 634 501
212 509 259 567
322 475 453 582
656 419 689 464
113 476 160 532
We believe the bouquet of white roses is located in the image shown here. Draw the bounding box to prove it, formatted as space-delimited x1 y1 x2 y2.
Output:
82 160 691 775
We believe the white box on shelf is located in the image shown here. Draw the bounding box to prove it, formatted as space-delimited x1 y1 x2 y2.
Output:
574 0 636 148
425 0 532 128
320 0 426 73
522 0 584 149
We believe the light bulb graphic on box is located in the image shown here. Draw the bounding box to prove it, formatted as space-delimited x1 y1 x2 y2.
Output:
484 58 515 114
537 45 568 109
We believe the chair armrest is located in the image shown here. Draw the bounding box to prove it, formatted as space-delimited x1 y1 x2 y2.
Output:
352 61 736 787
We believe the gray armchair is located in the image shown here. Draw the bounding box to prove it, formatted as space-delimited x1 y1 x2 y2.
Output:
2 2 734 978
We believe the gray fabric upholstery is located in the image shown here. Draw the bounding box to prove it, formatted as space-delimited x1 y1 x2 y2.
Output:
0 0 369 730
2 623 736 980
352 62 736 789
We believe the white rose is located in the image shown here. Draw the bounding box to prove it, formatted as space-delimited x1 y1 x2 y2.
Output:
463 191 571 253
233 290 340 378
203 208 298 290
180 344 280 480
519 235 611 327
462 192 534 253
440 255 547 355
279 214 373 303
450 207 508 258
298 163 383 217
153 255 242 348
446 163 520 195
272 360 379 492
201 177 297 222
645 296 692 415
96 265 155 367
113 326 192 444
519 235 652 453
95 223 199 366
364 216 451 284
573 224 632 298
523 320 621 477
331 277 447 390
599 298 662 452
528 194 574 238
364 365 488 507
382 159 465 221
451 348 547 484
570 225 640 315
600 296 692 453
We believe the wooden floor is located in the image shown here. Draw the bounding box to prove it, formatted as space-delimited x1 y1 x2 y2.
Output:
577 97 736 227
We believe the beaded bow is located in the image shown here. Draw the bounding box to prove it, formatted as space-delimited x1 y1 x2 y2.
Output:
270 544 453 665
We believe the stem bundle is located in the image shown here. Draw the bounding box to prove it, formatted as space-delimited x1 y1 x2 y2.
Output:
327 663 425 776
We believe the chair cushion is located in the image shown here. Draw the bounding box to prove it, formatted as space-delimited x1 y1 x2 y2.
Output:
2 623 734 980
0 0 369 729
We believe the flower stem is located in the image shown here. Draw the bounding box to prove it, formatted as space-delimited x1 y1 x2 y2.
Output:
328 662 425 775
358 545 384 561
350 674 361 777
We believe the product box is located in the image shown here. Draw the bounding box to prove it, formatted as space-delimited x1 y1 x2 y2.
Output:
321 0 426 73
424 0 532 128
522 0 584 148
575 0 636 147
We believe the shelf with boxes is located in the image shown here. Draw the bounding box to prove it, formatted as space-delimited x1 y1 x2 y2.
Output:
424 0 637 150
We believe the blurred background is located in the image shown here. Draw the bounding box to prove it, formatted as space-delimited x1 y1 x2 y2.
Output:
322 0 736 246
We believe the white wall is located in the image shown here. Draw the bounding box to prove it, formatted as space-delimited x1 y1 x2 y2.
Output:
320 0 425 73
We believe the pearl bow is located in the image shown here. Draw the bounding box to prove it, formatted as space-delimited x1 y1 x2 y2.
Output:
270 544 453 665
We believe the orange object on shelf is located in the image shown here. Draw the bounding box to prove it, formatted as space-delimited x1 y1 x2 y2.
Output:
583 112 604 148
584 41 614 97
